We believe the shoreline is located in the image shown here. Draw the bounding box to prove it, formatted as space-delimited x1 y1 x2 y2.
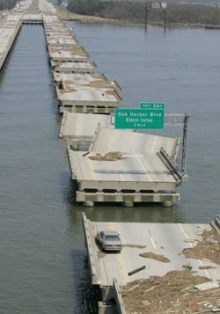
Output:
56 6 220 30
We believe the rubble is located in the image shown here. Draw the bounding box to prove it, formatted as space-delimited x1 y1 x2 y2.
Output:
183 229 220 264
124 244 147 249
122 270 220 314
139 252 170 263
89 151 123 161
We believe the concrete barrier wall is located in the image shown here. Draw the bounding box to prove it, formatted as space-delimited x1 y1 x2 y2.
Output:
113 279 127 314
0 22 21 71
82 213 99 285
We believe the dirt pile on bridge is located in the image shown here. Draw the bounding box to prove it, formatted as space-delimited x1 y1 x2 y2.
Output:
183 229 220 265
122 270 220 314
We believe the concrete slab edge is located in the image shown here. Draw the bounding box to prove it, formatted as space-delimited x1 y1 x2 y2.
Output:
77 191 180 205
82 213 99 285
113 278 127 314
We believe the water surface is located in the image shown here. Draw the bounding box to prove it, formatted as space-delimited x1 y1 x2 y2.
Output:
70 22 220 222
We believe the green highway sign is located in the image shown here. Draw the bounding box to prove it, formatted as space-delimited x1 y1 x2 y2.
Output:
115 108 164 129
140 102 165 110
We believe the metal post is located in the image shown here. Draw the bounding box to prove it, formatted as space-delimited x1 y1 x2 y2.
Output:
145 1 148 29
181 114 189 174
163 8 167 28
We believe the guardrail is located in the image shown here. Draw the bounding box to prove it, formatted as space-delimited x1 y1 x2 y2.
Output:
211 215 220 235
158 147 184 183
113 278 127 314
82 213 99 285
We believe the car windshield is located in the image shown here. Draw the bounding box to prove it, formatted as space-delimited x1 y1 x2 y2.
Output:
104 235 120 241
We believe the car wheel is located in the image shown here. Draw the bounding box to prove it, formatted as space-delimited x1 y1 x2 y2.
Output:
100 242 104 251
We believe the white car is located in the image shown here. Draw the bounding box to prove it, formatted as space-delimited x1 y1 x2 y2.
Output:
96 230 123 252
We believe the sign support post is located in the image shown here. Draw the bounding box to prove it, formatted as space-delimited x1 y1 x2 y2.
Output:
145 1 148 29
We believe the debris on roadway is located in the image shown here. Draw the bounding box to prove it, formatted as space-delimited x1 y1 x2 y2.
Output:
139 251 170 263
183 228 220 265
122 270 220 314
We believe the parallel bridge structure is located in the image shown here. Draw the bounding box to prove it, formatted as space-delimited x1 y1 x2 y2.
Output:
0 13 22 70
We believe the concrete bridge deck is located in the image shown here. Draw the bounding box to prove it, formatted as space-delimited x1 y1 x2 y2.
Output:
51 60 97 74
48 45 89 62
83 214 220 313
60 112 112 143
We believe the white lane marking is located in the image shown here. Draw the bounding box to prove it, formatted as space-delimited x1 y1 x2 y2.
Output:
107 130 115 152
124 154 144 157
135 153 152 181
150 237 156 249
151 136 157 153
178 223 189 242
120 174 124 181
148 230 156 249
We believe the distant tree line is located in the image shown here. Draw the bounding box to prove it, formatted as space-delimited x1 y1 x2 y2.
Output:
67 0 220 25
0 0 20 10
68 0 104 16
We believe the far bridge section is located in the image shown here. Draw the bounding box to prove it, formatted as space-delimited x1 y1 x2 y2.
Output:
39 2 190 207
0 17 21 70
21 0 57 25
0 7 25 70
68 126 182 207
0 0 46 71
22 14 43 25
53 72 122 114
